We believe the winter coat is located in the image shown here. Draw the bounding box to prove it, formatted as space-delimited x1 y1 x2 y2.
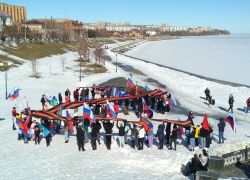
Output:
148 96 153 107
84 120 90 129
95 104 101 115
94 90 100 99
101 106 107 117
204 88 210 96
113 104 119 113
58 93 62 103
229 98 234 106
12 109 16 121
22 117 31 133
34 126 40 136
96 121 102 132
117 121 125 136
91 89 95 97
199 127 208 137
247 99 250 106
65 90 70 97
40 97 46 104
106 89 111 97
125 99 129 106
103 121 114 135
64 122 69 131
187 130 195 138
76 126 85 141
138 128 145 138
81 89 86 96
22 98 28 109
73 90 79 99
31 123 36 134
137 99 143 112
91 124 99 138
129 124 138 140
148 127 154 136
100 89 105 96
166 123 171 134
170 128 178 139
43 120 51 131
192 158 202 172
195 126 200 138
199 153 209 167
85 88 89 95
218 119 226 132
188 112 194 125
156 124 165 141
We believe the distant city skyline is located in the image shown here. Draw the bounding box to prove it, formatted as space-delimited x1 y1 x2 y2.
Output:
1 0 249 33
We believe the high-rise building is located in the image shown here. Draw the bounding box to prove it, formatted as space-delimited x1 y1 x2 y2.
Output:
0 3 26 22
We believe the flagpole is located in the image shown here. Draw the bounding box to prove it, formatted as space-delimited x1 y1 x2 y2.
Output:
17 95 19 113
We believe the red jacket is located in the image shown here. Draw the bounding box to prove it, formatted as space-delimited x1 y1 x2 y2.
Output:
12 110 16 121
113 104 119 113
22 117 31 133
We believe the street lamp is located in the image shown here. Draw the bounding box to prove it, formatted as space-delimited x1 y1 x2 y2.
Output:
0 62 12 99
115 52 117 73
78 55 83 81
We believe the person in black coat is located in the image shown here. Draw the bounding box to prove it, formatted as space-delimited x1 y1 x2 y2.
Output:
96 120 102 145
76 124 85 151
95 104 101 116
204 88 210 101
91 123 99 150
227 97 234 113
169 124 178 150
106 88 111 98
58 93 62 104
34 125 40 145
91 88 95 100
192 154 202 178
165 123 171 144
124 99 130 115
199 125 208 149
40 95 46 110
137 98 143 118
147 95 153 108
102 120 114 150
218 118 226 144
206 126 213 148
43 119 51 147
157 98 162 114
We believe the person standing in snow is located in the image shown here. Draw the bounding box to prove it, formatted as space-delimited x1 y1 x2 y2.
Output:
30 120 37 141
187 127 196 151
217 118 226 144
73 89 79 102
34 125 40 145
12 107 17 130
199 123 208 149
147 126 154 149
76 123 85 151
91 123 99 150
113 101 119 116
195 125 200 147
165 122 171 144
204 88 210 101
156 121 165 149
138 126 145 150
106 88 111 98
64 121 69 143
96 120 102 145
40 95 46 110
227 97 234 113
116 121 125 148
168 124 178 150
80 88 86 101
94 88 101 99
22 116 31 144
124 99 130 115
208 95 212 107
246 97 250 113
188 111 195 125
129 123 138 149
199 149 209 171
58 93 62 104
124 120 129 144
100 88 105 98
102 120 114 150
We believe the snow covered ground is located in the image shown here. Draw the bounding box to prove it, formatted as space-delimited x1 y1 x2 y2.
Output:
125 35 250 86
0 41 249 179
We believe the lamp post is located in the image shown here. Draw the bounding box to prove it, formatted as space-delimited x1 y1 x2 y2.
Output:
0 62 12 99
115 52 117 73
78 55 83 81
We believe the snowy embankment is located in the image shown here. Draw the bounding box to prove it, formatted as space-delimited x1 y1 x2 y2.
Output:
0 40 249 179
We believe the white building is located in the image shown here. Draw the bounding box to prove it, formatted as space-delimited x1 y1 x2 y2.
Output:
146 30 157 36
0 9 12 32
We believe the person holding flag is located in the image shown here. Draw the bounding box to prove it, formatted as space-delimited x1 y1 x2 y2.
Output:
156 121 165 149
169 124 178 151
102 120 114 150
217 118 226 144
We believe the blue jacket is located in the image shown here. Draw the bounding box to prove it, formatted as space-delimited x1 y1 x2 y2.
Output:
148 128 153 136
156 123 165 141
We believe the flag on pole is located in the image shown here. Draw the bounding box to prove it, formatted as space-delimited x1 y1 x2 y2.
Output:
83 103 96 123
113 87 120 97
145 85 150 91
37 123 50 137
127 76 136 87
8 86 20 101
142 97 153 117
138 114 153 132
106 100 117 118
224 114 236 133
15 117 24 134
202 113 210 131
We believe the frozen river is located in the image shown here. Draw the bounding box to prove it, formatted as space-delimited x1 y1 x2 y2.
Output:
125 35 250 86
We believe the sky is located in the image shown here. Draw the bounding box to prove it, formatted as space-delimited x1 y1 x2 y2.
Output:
1 0 250 33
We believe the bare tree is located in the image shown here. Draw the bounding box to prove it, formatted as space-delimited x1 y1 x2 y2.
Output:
29 53 39 76
60 56 67 71
77 37 88 58
93 39 106 67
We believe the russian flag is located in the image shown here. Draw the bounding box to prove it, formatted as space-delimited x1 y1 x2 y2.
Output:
224 114 236 133
44 91 53 102
163 98 170 107
113 87 120 97
168 97 177 108
106 100 117 118
127 76 136 87
142 98 153 117
8 86 20 101
83 103 96 123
